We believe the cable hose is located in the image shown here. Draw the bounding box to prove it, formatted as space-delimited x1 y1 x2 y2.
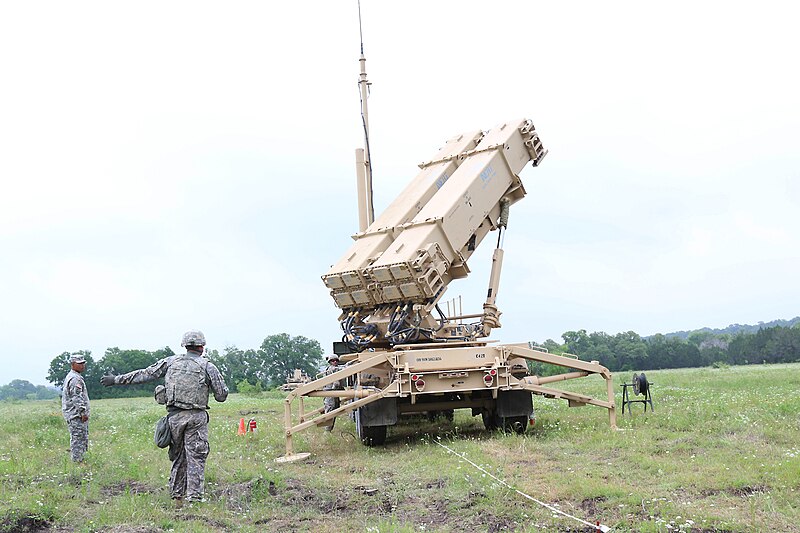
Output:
498 197 510 228
434 440 611 532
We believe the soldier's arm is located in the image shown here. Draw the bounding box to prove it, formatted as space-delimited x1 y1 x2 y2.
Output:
206 363 229 403
70 378 89 419
112 358 171 385
75 384 89 418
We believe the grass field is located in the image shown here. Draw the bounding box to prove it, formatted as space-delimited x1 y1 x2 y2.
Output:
1 363 799 532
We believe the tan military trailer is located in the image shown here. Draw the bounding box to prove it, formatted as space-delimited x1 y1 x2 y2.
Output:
278 369 311 392
277 48 616 463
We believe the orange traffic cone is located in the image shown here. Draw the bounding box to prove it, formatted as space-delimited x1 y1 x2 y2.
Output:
237 418 246 436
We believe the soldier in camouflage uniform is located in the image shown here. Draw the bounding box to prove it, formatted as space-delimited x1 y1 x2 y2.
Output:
62 353 90 462
101 330 228 507
322 355 345 432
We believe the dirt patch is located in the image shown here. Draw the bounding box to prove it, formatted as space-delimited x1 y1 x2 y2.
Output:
378 496 394 514
701 484 770 498
578 495 607 515
390 494 451 527
0 510 53 533
262 475 543 531
64 472 85 488
282 478 325 508
465 511 518 532
254 517 317 532
0 475 27 489
425 478 446 489
100 480 156 498
730 485 769 497
178 513 228 529
213 478 267 511
216 476 317 512
102 527 162 533
320 491 352 514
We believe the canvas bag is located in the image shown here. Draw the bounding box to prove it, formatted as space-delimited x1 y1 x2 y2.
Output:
154 414 171 448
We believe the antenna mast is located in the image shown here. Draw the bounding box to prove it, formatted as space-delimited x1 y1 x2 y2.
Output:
355 0 375 232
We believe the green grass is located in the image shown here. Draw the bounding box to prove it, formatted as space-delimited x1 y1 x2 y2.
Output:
1 364 799 532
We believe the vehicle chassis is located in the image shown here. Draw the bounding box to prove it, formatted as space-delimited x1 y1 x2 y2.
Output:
280 341 616 458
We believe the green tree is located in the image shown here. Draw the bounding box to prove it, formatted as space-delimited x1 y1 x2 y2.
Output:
562 330 590 355
47 347 176 399
94 347 172 398
256 333 323 389
33 385 59 400
646 335 700 369
46 350 96 389
538 339 564 354
612 331 648 371
208 345 260 393
0 379 61 401
7 379 37 397
687 330 715 347
588 331 617 369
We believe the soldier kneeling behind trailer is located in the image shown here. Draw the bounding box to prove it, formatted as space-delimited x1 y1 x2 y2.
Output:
322 354 345 432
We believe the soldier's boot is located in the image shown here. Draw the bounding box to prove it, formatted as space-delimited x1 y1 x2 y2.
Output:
186 497 206 508
174 498 183 510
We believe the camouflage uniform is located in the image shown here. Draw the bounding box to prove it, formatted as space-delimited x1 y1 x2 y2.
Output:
62 367 90 462
109 344 228 502
322 358 345 431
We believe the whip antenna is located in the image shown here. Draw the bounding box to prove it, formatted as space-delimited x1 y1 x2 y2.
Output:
355 0 375 231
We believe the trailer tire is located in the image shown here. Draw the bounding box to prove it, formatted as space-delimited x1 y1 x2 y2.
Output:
481 409 499 431
355 409 387 446
502 415 528 435
427 409 455 422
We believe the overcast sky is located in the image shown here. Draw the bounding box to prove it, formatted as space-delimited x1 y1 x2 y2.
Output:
2 1 798 387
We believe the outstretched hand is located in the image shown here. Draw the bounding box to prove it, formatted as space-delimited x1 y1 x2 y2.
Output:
100 374 116 387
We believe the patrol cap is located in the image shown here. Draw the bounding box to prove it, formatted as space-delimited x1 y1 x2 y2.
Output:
70 354 86 364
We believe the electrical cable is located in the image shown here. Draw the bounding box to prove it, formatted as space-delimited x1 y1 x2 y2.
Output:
434 439 611 532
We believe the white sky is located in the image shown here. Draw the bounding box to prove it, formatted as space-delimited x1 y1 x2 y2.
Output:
1 1 798 386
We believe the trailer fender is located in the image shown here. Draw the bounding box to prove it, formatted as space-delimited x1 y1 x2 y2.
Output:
497 390 533 418
357 397 398 427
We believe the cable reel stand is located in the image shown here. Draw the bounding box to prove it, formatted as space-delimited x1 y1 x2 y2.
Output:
621 372 654 414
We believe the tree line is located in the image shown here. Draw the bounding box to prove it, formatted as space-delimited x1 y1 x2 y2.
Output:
3 324 799 400
530 323 800 376
42 333 323 399
0 379 60 401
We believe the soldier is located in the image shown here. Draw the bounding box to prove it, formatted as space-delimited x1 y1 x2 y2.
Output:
322 355 345 432
100 330 228 508
62 353 90 462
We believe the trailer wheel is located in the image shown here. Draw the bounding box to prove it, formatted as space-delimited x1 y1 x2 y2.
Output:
481 409 499 431
502 415 528 435
355 409 387 446
427 409 455 422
